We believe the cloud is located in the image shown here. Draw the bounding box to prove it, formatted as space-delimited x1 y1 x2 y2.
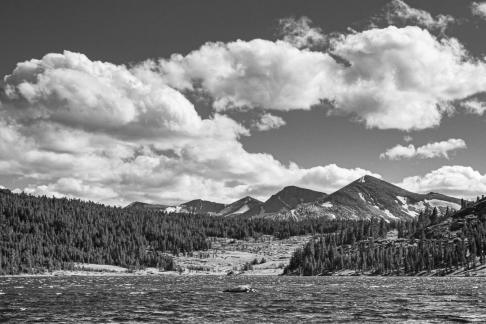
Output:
461 99 486 115
158 26 486 131
0 51 379 205
158 39 338 111
380 138 467 160
252 113 286 131
278 16 327 49
330 26 486 130
398 165 486 198
372 0 454 32
472 2 486 19
380 144 416 160
1 51 215 140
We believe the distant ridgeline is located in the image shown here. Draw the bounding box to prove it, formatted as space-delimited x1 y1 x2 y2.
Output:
0 189 398 275
284 197 486 276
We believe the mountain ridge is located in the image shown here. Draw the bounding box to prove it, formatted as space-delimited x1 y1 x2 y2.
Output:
242 186 327 219
123 176 461 221
283 175 461 221
217 196 263 217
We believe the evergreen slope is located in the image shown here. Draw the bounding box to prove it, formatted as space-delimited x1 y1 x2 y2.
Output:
0 188 391 275
285 197 486 276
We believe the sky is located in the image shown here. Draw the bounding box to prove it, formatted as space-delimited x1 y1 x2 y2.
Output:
0 0 486 206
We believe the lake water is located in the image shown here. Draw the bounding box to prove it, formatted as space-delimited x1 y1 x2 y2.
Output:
0 275 485 323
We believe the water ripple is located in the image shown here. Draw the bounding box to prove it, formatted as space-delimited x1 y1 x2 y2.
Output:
0 276 485 323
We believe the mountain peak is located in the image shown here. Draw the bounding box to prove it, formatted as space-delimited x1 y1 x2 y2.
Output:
355 174 382 184
217 196 263 217
242 185 326 217
124 201 169 210
180 199 225 214
302 176 462 221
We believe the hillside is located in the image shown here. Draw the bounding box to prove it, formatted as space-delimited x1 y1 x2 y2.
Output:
285 193 486 277
163 199 225 215
125 201 170 210
243 186 327 219
285 175 460 221
178 199 225 215
1 187 359 275
217 196 262 217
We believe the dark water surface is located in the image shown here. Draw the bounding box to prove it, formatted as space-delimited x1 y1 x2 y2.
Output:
0 275 485 323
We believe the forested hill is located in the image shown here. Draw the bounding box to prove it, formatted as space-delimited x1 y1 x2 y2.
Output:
284 197 486 276
0 189 399 275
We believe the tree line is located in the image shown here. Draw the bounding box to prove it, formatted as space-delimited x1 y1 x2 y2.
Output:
0 190 397 275
284 206 486 275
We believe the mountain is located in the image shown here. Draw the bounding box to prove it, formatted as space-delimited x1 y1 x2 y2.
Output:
287 175 461 221
217 196 263 216
165 199 225 215
124 201 170 210
125 176 460 221
243 186 327 219
125 199 225 215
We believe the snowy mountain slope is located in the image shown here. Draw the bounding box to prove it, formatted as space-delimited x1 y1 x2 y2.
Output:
167 199 225 215
124 201 170 210
285 175 461 221
217 196 263 217
126 176 460 221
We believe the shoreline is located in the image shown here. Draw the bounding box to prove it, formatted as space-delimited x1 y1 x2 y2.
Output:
3 268 485 278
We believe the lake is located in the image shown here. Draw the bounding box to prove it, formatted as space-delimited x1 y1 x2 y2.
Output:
0 275 485 323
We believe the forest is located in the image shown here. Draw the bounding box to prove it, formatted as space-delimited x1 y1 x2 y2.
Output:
284 203 486 276
0 189 397 275
2 187 483 276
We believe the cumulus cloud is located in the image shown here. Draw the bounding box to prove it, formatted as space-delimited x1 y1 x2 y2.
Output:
278 16 327 49
3 23 486 204
0 51 379 205
158 39 338 111
330 26 486 130
461 99 486 115
398 165 486 198
472 2 486 19
380 138 467 160
252 113 286 131
372 0 454 32
158 26 486 131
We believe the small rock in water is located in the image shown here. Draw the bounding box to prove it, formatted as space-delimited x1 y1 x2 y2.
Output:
223 285 256 293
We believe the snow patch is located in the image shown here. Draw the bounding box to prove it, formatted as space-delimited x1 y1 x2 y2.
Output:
232 204 250 214
401 206 419 218
396 196 407 205
359 176 365 183
383 209 399 220
358 192 365 202
411 201 425 210
424 199 460 211
326 213 336 219
164 206 184 213
321 202 333 208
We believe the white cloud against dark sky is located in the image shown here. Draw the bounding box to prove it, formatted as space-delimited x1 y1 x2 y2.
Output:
1 0 486 204
380 139 467 160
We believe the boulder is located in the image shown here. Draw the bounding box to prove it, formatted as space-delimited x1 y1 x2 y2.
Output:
223 285 256 293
